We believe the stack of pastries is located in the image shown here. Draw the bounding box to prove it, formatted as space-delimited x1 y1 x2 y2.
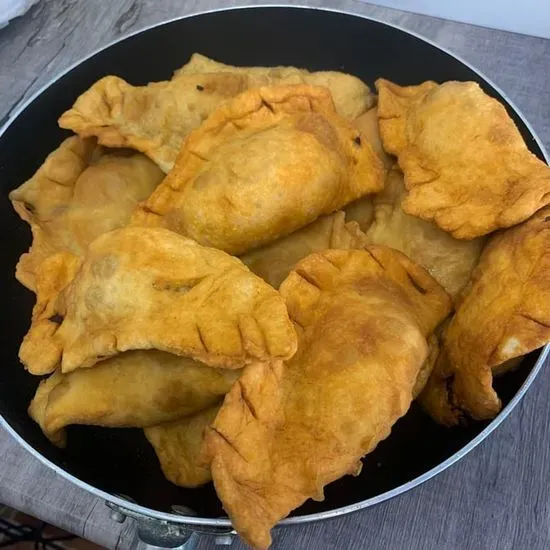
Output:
9 53 550 549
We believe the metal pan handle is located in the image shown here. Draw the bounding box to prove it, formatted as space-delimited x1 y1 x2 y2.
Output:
106 499 235 548
132 526 200 550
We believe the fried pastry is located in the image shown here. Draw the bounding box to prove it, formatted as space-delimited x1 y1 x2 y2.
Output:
177 53 374 120
145 404 220 488
241 211 368 288
132 85 385 255
205 247 451 548
365 168 485 298
9 136 163 291
340 107 395 233
413 334 440 398
9 137 95 290
59 54 373 172
19 251 82 376
420 207 550 424
29 351 238 447
342 197 375 233
353 107 393 169
13 53 550 542
19 227 297 375
376 79 550 238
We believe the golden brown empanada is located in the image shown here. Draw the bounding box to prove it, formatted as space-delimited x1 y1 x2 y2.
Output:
364 168 485 299
20 251 82 375
145 404 220 488
29 351 238 447
205 247 451 548
413 334 440 398
9 137 96 290
419 207 550 425
376 79 550 239
9 136 163 291
240 211 368 288
59 54 373 172
58 72 248 173
339 106 395 234
177 53 374 121
353 107 393 169
20 227 297 375
132 85 385 255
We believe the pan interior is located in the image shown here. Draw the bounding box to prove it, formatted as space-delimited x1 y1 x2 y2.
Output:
0 6 544 520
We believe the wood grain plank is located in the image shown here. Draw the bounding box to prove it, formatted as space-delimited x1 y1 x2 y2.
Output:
0 1 549 549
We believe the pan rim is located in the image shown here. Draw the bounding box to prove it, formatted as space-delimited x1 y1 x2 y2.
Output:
1 2 548 529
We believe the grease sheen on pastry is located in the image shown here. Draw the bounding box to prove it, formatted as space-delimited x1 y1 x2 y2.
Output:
132 85 385 255
205 247 451 548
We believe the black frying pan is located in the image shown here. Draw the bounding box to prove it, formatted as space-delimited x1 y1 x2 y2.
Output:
0 5 547 544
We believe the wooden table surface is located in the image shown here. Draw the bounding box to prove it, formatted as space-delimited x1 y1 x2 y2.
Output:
1 1 549 549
